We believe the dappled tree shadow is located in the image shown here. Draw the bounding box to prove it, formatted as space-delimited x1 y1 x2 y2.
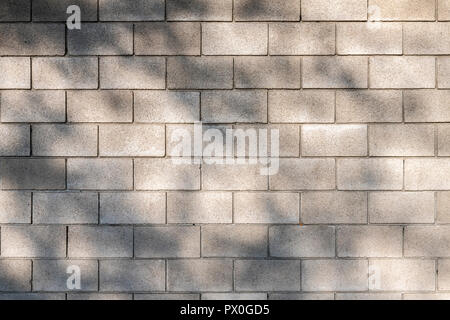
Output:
0 0 444 301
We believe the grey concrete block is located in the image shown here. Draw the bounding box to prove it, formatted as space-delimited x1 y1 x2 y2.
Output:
67 159 133 190
0 192 31 223
33 192 98 224
269 226 335 258
0 24 64 55
1 91 65 123
202 225 268 257
1 226 66 258
68 23 133 55
168 260 233 292
100 260 165 292
135 226 200 258
0 260 31 291
302 260 368 291
100 0 165 21
235 260 301 291
0 159 65 190
68 226 133 258
100 192 166 224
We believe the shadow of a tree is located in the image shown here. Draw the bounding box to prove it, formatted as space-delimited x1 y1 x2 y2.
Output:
0 0 438 301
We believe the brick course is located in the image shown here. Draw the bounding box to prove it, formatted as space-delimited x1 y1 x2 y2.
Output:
1 0 449 301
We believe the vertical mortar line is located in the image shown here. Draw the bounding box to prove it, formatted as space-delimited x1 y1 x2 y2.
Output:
165 192 168 224
97 192 101 224
96 125 99 157
366 0 369 20
232 57 235 89
65 158 68 190
298 192 302 225
266 89 269 127
132 225 135 258
366 192 369 224
334 90 337 123
436 258 439 293
97 57 100 90
97 0 100 21
30 57 33 90
401 90 405 123
65 18 68 56
200 22 203 57
66 225 69 258
30 192 34 224
401 23 404 56
165 259 168 292
299 0 302 21
232 0 235 22
165 57 168 89
298 259 302 295
334 225 338 258
402 226 405 257
232 259 235 292
402 159 405 191
132 23 135 55
30 124 33 157
434 192 438 225
64 91 68 123
31 259 33 292
97 259 100 293
334 23 337 56
199 225 202 258
366 124 370 158
334 158 338 191
199 90 202 121
267 23 269 56
132 91 135 123
300 57 303 88
164 124 167 159
299 124 302 157
436 57 439 89
231 192 235 224
132 158 135 191
436 0 439 21
435 124 439 157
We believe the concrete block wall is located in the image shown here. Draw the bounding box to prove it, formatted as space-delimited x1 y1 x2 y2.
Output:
0 0 449 300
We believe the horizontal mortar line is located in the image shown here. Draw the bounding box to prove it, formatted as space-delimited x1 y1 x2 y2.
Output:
0 223 373 227
2 19 449 23
16 54 450 58
3 156 450 159
5 122 450 125
5 223 443 227
0 257 435 263
2 88 450 91
5 88 450 92
4 189 450 192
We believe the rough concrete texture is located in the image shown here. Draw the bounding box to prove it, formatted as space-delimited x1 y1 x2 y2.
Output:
0 0 449 301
